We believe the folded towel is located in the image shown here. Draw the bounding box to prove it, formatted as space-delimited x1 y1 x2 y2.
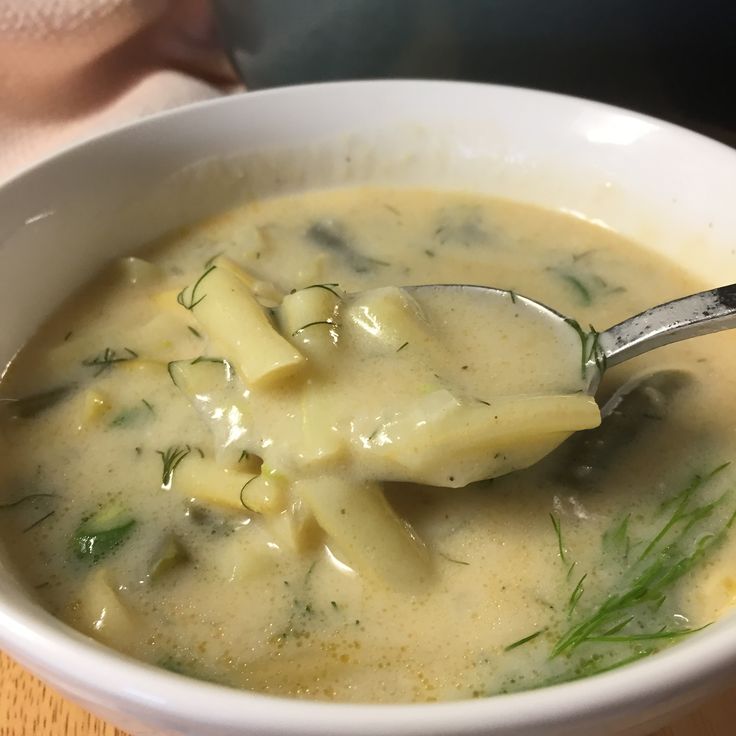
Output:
0 0 239 183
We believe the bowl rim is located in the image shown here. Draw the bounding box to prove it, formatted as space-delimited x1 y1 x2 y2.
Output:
2 78 736 734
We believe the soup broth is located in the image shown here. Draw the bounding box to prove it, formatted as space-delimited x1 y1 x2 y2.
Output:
1 188 736 702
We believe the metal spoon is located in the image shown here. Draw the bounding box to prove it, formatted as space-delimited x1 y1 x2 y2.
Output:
408 282 736 394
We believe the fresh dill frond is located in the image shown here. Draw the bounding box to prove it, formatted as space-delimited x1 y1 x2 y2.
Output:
190 355 233 376
504 628 547 652
23 510 55 533
203 252 223 269
438 551 470 566
0 492 57 510
156 445 191 490
639 463 730 561
551 465 735 659
292 320 338 337
564 319 605 378
302 283 343 299
603 513 631 560
177 265 216 310
239 476 257 512
568 573 587 617
585 623 710 643
550 512 567 564
82 347 138 376
559 273 593 306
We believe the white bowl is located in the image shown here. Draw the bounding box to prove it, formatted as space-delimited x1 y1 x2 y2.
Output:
1 81 736 736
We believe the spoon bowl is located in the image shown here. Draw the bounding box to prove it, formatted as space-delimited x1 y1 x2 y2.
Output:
409 282 736 399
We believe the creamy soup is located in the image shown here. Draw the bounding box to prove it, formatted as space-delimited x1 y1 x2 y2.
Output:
1 188 736 702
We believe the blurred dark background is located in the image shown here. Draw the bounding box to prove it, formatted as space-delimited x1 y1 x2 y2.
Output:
215 0 735 146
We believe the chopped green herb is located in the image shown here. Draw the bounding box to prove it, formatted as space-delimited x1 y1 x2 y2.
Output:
603 514 631 559
177 265 216 310
0 492 57 510
550 513 567 564
564 319 605 378
203 251 223 269
504 628 547 651
396 341 409 352
568 573 587 617
562 274 593 305
82 348 138 377
239 476 257 512
23 510 56 533
187 326 202 338
292 320 338 337
302 283 343 299
157 445 191 490
109 399 155 428
438 551 470 566
0 493 58 533
551 465 733 659
638 463 729 561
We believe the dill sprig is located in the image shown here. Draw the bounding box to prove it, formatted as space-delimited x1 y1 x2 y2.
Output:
0 492 57 510
505 628 547 651
550 513 567 564
23 510 55 533
638 463 729 561
239 476 257 512
292 320 338 337
156 445 191 490
82 347 138 376
568 573 587 617
438 551 470 566
551 465 735 658
564 319 606 378
177 265 216 310
558 273 592 306
302 283 343 299
585 624 710 643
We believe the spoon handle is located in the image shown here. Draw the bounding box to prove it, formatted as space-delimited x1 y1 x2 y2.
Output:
599 283 736 369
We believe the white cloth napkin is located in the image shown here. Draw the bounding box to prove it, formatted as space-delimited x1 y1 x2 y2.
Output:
0 0 239 183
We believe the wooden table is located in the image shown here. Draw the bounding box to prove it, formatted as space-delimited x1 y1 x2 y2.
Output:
3 650 736 735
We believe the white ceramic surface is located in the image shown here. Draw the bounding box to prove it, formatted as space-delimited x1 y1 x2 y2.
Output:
1 81 736 736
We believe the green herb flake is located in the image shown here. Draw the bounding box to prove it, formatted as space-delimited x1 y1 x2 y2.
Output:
292 320 338 337
550 512 567 564
81 348 138 377
157 445 191 490
504 628 547 652
177 265 216 310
